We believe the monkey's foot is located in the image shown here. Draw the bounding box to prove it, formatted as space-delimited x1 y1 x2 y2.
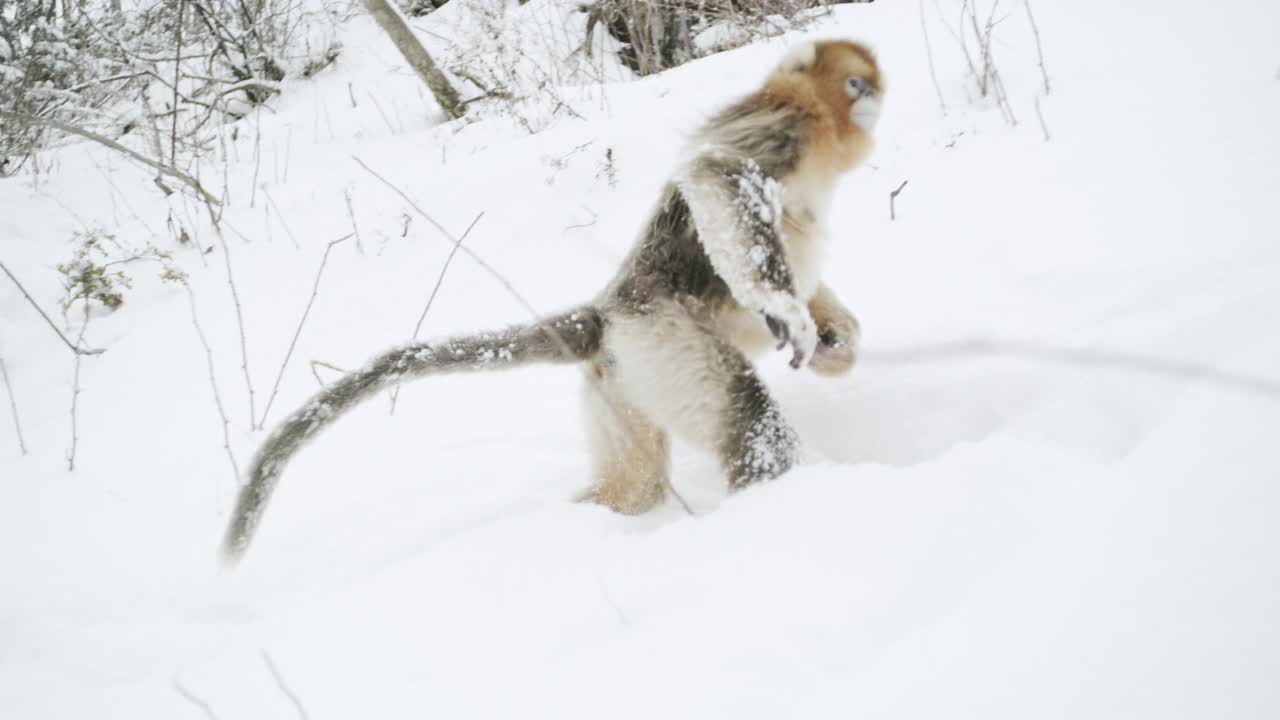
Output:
577 478 666 515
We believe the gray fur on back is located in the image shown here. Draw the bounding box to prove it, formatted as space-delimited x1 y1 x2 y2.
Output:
603 97 806 318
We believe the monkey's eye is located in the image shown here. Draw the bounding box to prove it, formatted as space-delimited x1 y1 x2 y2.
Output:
846 77 875 100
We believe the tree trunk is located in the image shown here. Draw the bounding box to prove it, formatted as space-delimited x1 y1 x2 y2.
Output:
361 0 464 120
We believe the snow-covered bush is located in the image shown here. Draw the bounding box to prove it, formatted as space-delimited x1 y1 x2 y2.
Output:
584 0 865 76
0 2 121 174
56 228 175 313
0 0 342 174
400 0 450 17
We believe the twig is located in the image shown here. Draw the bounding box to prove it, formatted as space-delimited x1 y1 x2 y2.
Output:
343 189 364 255
918 0 948 116
263 188 301 249
665 476 695 516
0 357 27 456
259 235 352 427
352 155 538 313
250 113 262 209
564 207 598 232
213 228 258 429
0 260 105 356
991 66 1018 125
889 180 909 221
67 302 90 471
173 679 220 720
450 65 511 104
1035 96 1050 142
389 213 483 414
309 359 347 387
1024 0 1050 95
182 282 241 487
0 110 221 206
261 650 310 720
366 91 398 134
971 1 1018 125
172 0 187 168
595 573 629 625
939 0 982 93
971 0 999 98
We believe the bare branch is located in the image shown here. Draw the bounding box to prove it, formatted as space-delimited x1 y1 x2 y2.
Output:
918 0 948 116
352 155 539 314
261 650 310 720
0 357 27 456
343 189 364 255
0 260 105 356
389 213 483 414
259 235 353 427
890 180 909 221
250 116 262 209
181 281 242 492
1024 0 1050 95
173 679 220 720
665 476 695 516
937 0 982 92
67 302 90 471
1035 96 1050 142
595 573 629 625
263 187 300 249
408 212 484 337
309 359 347 387
991 64 1018 125
0 110 221 206
212 229 258 429
172 0 187 168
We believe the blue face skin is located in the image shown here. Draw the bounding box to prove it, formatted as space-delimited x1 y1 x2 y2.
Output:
846 76 877 100
846 76 882 133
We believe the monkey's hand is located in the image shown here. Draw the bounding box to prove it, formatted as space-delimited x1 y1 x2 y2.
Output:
763 297 819 370
807 287 860 377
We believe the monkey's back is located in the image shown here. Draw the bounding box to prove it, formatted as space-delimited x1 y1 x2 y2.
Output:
603 184 733 316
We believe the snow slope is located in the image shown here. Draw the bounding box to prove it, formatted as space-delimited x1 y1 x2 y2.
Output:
2 1 1279 718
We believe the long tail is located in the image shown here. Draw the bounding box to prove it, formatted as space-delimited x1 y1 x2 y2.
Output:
220 306 604 566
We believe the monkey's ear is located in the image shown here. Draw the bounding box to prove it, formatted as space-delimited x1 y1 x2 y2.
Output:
777 42 817 73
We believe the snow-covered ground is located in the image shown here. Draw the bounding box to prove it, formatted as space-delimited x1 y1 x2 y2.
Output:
3 1 1279 717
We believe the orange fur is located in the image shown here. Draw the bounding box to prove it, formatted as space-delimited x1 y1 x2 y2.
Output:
763 41 879 178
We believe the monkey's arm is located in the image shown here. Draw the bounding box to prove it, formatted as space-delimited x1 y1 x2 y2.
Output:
808 284 860 377
679 154 817 369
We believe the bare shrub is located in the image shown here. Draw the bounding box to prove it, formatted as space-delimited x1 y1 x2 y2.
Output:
584 0 862 76
56 228 175 313
0 0 342 177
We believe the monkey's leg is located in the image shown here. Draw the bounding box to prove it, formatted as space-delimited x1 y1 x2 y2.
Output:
608 302 800 490
807 284 860 377
718 366 802 488
580 368 670 514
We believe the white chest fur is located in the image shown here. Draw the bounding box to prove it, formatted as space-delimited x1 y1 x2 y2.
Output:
781 173 833 301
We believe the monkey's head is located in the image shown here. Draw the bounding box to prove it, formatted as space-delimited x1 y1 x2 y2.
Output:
775 39 884 138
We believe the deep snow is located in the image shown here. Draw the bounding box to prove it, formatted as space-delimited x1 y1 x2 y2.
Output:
2 1 1279 718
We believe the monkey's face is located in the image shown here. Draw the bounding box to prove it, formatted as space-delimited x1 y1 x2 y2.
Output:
787 40 884 137
821 42 884 135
